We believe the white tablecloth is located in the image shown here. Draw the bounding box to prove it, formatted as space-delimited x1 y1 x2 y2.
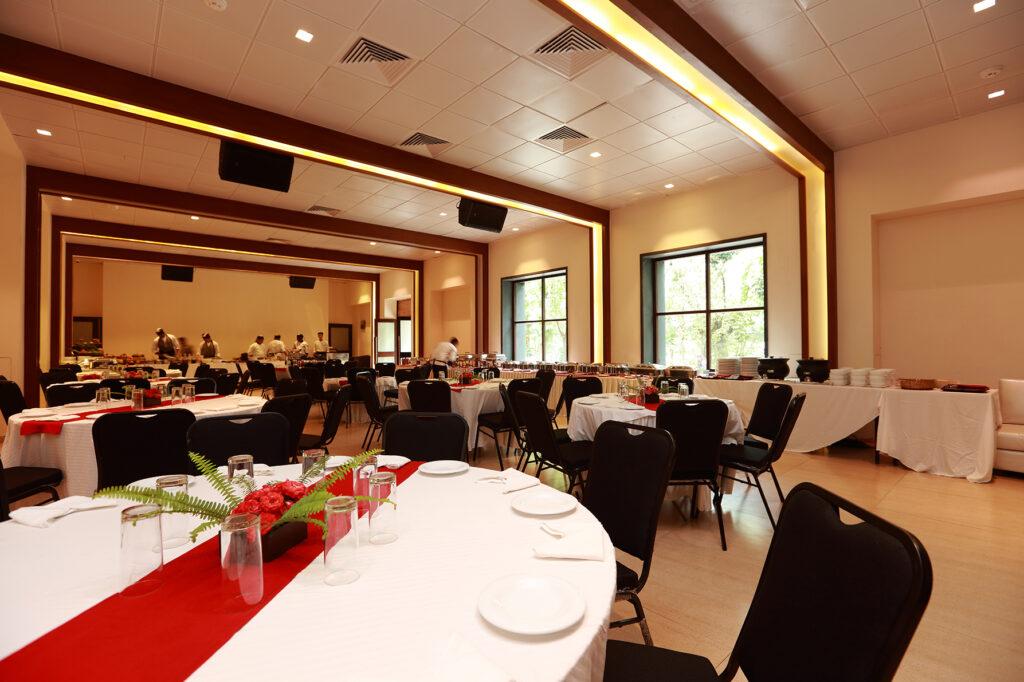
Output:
0 464 615 681
0 395 266 496
398 380 505 448
499 371 635 412
877 389 1001 483
566 394 745 444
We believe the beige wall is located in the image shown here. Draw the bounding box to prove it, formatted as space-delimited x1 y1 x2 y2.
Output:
488 222 592 362
328 279 373 356
836 102 1024 367
72 259 103 317
609 167 802 364
424 253 476 353
0 120 24 386
39 204 51 377
876 196 1024 387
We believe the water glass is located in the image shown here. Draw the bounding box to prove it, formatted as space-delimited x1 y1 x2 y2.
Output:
131 388 145 411
323 496 359 586
299 448 329 478
170 386 183 405
677 382 690 398
220 514 264 608
96 387 111 404
183 384 196 404
353 453 378 513
155 475 189 549
226 454 254 483
120 504 163 596
368 471 397 545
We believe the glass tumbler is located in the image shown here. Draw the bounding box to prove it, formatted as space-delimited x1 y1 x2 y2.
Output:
120 504 164 596
299 448 329 478
155 474 189 549
131 388 145 411
170 386 183 405
323 496 359 586
220 513 264 607
353 453 378 514
227 454 254 482
677 382 690 398
96 387 111 404
183 384 196 404
368 471 398 545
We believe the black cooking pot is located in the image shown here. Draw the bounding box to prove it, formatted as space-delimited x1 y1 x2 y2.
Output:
796 358 830 383
758 357 790 380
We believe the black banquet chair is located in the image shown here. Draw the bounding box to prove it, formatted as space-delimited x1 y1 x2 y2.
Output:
515 391 591 495
375 362 396 377
743 381 794 448
0 380 28 423
556 375 602 420
0 458 63 522
45 382 100 407
407 379 452 412
214 373 240 396
356 375 397 449
92 409 197 489
167 377 217 395
583 421 675 646
656 399 730 550
186 412 290 468
603 482 933 682
473 377 540 469
261 393 312 461
274 377 308 398
39 369 75 391
383 412 469 462
298 386 351 452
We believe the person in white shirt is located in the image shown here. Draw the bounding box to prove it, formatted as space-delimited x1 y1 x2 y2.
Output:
313 331 330 353
266 335 286 356
430 337 459 377
199 333 221 359
151 328 179 360
293 333 309 356
247 335 266 360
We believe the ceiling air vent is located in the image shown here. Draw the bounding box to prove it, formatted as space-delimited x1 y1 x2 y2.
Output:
306 205 340 217
536 125 591 153
338 38 413 85
399 132 451 158
533 27 606 78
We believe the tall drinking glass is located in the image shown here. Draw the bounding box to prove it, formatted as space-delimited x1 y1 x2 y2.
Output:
299 448 329 478
170 386 183 405
96 387 111 404
132 388 145 411
323 496 359 586
183 383 196 404
156 475 189 549
227 454 254 482
353 453 378 514
120 504 163 596
368 471 397 545
220 514 263 607
678 382 690 398
124 385 135 404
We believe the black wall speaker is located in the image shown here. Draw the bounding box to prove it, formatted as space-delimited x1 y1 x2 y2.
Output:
457 198 507 233
289 276 316 289
218 140 294 192
161 265 194 282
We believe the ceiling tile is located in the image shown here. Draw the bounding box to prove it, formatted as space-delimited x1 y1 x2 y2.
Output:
689 0 802 45
484 58 566 105
632 138 691 164
569 103 638 138
603 122 666 152
420 110 488 144
754 49 845 98
878 96 956 133
239 41 327 92
292 95 362 131
254 0 354 65
564 141 626 165
800 97 877 132
952 72 1024 115
866 73 951 113
533 155 589 178
448 87 521 125
361 0 459 59
944 44 1024 93
935 10 1024 69
73 109 145 144
594 153 649 177
531 83 604 122
500 142 560 167
699 138 757 162
830 11 933 72
158 7 252 73
681 165 732 185
365 90 441 129
162 0 271 36
611 80 686 120
646 104 713 136
925 0 1024 41
378 183 426 201
5 115 78 147
572 54 652 101
818 118 889 149
229 76 305 116
56 0 161 44
658 152 718 175
347 115 413 146
466 0 568 55
673 122 738 150
849 45 943 95
152 48 236 97
56 14 155 75
308 68 389 112
437 143 495 167
461 127 524 155
727 14 825 72
805 0 919 44
494 107 562 140
475 157 530 178
78 131 142 160
291 163 349 193
142 145 200 171
513 167 557 187
719 153 774 173
425 27 518 84
288 0 378 30
780 75 863 116
144 124 209 156
395 62 475 108
420 0 489 22
0 0 59 49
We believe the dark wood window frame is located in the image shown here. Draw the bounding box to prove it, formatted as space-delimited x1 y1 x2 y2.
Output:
501 268 568 362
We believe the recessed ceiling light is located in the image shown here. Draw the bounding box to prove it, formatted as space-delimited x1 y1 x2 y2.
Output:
663 183 674 189
973 0 996 12
294 29 314 43
439 212 447 216
988 89 1005 99
369 241 377 246
60 196 72 201
434 250 441 254
189 215 199 220
36 128 52 136
512 227 520 231
589 151 602 158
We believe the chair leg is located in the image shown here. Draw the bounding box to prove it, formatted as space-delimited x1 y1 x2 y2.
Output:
620 592 653 646
690 483 699 519
361 421 373 449
712 487 727 551
768 464 785 502
753 475 776 529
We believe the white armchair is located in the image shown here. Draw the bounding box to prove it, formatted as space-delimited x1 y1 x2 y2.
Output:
995 379 1024 473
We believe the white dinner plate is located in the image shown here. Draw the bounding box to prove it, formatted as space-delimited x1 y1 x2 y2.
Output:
478 574 586 636
511 488 578 516
575 399 598 405
418 459 470 476
196 393 220 397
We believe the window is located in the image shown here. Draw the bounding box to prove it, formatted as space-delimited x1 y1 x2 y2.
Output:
642 237 766 370
501 269 567 362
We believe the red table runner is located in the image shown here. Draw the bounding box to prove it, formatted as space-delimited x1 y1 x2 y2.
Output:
0 462 422 679
19 396 223 436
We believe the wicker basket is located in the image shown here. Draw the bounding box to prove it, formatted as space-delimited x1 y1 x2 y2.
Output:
899 378 936 390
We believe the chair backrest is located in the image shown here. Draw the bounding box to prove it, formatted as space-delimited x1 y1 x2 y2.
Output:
324 360 345 378
123 377 152 390
275 377 308 397
766 393 806 465
498 383 527 449
261 393 312 458
654 376 694 394
559 376 603 418
355 375 388 422
215 373 240 396
347 366 377 385
45 382 99 407
656 399 728 482
186 412 290 468
746 382 794 442
237 371 251 395
39 369 75 390
375 362 396 377
92 409 197 489
583 421 675 581
514 391 562 464
415 364 433 380
724 482 932 682
383 412 469 462
316 385 351 447
395 367 417 384
536 369 556 401
505 378 542 426
300 365 328 400
99 378 127 393
257 362 278 389
194 363 212 378
407 379 452 412
58 363 82 374
167 377 217 395
0 381 27 422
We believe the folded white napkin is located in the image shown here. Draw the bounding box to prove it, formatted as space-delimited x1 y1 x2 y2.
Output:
325 455 410 470
20 408 56 417
481 468 539 493
433 633 513 682
215 463 273 476
10 497 118 528
533 523 606 561
33 414 80 422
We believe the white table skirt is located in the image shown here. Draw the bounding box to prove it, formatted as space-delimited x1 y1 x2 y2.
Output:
0 464 615 681
398 381 505 448
0 395 266 496
566 394 746 444
877 389 1001 483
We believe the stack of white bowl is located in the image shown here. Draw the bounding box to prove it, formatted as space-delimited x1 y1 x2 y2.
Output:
740 357 760 377
870 368 896 388
829 367 851 385
717 358 740 376
850 368 872 387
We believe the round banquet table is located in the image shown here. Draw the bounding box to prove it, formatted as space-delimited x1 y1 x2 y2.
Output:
498 370 637 411
0 395 266 496
397 379 505 448
0 463 616 681
566 393 745 444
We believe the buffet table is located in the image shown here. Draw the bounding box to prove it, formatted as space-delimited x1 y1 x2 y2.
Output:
0 395 266 495
0 463 615 681
398 380 504 448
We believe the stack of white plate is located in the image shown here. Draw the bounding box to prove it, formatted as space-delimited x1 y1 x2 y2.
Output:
850 368 872 387
739 357 760 377
829 367 851 386
717 358 740 376
870 368 896 387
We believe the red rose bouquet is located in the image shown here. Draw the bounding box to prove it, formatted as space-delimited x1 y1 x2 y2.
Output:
459 371 475 386
142 387 163 408
231 480 310 533
642 384 660 404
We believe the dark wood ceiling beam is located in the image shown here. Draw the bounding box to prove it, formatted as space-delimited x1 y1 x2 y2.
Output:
0 34 609 226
